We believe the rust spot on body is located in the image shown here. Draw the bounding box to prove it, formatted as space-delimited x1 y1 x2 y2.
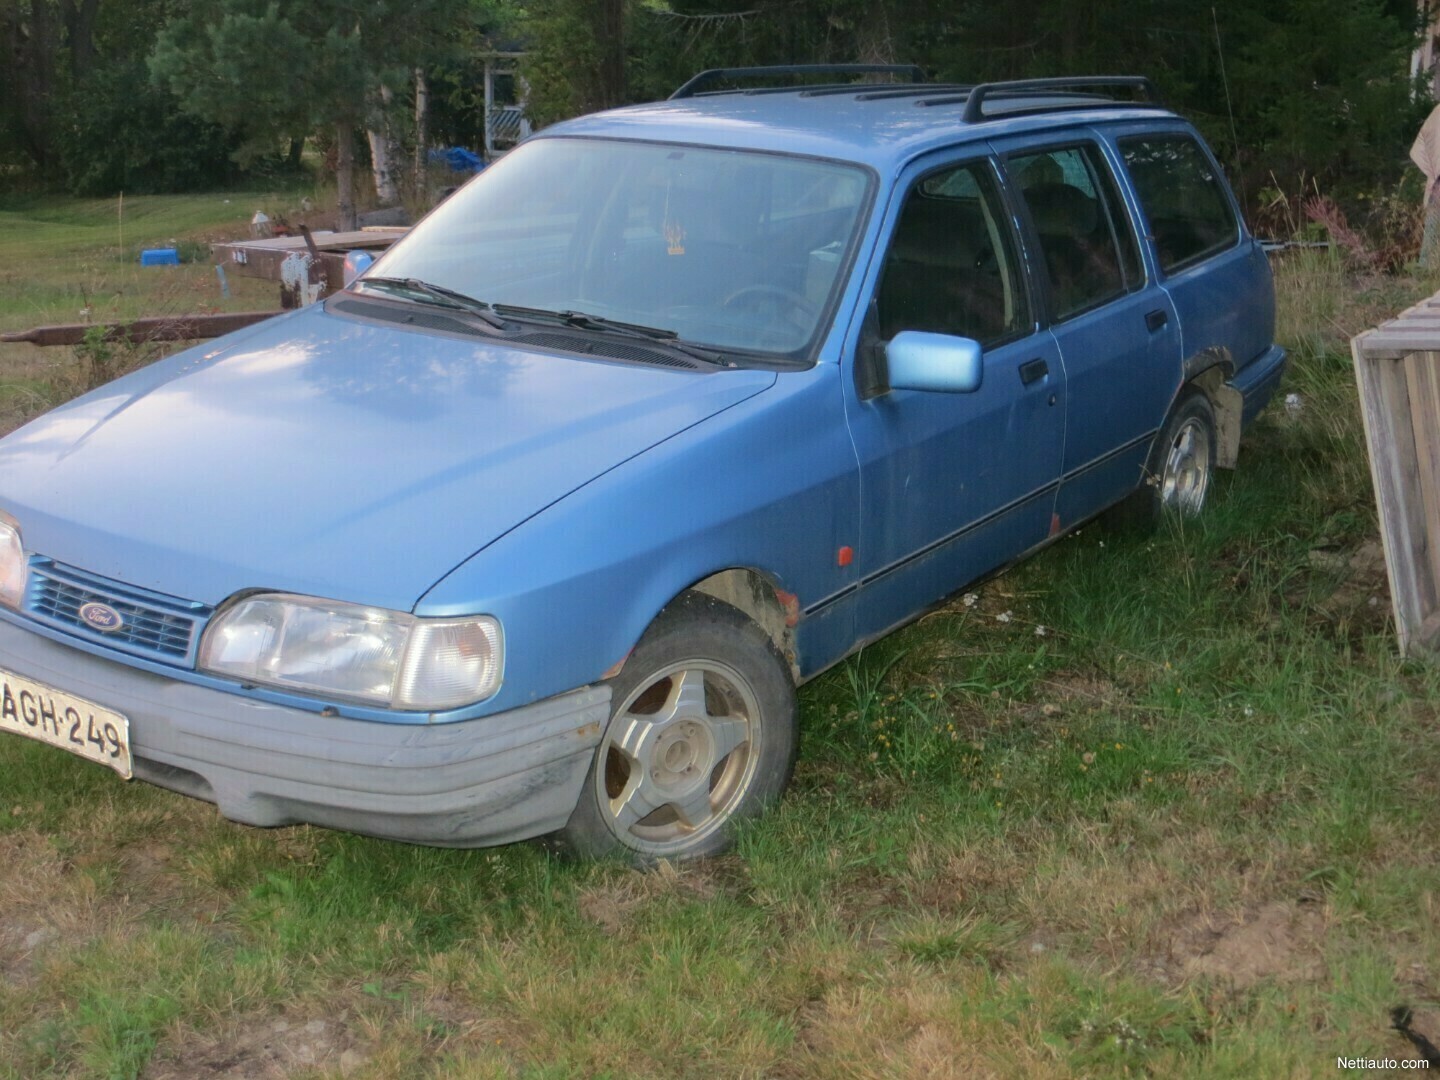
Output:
774 588 801 628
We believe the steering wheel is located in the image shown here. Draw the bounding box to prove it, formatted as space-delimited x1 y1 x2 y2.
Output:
720 285 819 334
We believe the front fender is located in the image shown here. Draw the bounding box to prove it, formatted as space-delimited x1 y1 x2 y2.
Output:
415 364 860 716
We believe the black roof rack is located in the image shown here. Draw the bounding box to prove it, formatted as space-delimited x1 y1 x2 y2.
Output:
670 64 926 100
849 84 974 101
957 76 1162 123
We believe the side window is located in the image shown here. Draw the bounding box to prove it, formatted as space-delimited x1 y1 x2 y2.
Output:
1009 145 1143 321
876 160 1029 346
1119 134 1239 273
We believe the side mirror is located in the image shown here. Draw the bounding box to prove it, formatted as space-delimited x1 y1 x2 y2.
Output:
886 331 983 393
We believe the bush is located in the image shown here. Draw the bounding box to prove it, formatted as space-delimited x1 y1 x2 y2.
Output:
52 63 250 196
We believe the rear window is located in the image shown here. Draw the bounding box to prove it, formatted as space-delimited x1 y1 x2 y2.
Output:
1119 135 1239 273
1008 144 1143 322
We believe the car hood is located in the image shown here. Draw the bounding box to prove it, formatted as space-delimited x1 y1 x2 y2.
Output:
0 306 775 610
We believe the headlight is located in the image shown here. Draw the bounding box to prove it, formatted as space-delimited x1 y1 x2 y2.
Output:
0 517 27 609
199 593 502 710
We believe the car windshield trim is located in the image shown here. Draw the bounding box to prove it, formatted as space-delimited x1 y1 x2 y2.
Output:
357 277 508 329
491 304 731 367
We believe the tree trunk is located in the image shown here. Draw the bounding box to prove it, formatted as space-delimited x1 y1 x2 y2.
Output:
414 68 428 179
594 0 626 109
287 137 305 170
61 0 100 80
367 85 400 205
2 0 58 170
367 127 400 205
336 126 357 231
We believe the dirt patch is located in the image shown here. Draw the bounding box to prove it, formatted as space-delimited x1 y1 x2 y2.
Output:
0 828 87 986
1156 901 1327 989
576 882 643 935
1305 539 1391 638
1394 1006 1440 1064
785 982 1008 1079
1036 673 1125 710
575 858 735 933
902 841 1030 918
0 920 50 988
143 1016 368 1080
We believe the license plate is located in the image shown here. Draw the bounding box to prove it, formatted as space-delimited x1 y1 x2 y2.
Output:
0 667 132 778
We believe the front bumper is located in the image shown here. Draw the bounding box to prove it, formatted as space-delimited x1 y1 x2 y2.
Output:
0 620 609 847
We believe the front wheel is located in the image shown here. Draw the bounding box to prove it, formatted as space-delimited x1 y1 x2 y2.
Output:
558 592 798 865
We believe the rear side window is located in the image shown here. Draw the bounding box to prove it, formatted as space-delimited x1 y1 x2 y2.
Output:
1009 145 1143 321
1119 135 1239 273
876 160 1030 346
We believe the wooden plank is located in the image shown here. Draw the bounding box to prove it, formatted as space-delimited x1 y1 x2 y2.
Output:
215 245 344 285
212 228 405 255
0 310 280 347
1355 331 1440 359
1384 319 1440 333
210 228 406 292
1404 352 1440 608
1354 341 1437 654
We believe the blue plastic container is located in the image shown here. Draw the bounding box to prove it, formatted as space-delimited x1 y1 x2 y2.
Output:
140 248 180 267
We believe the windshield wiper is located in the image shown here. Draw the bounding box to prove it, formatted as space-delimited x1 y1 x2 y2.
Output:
492 304 730 367
357 277 507 330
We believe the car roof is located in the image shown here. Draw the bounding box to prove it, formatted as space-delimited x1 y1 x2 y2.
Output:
541 89 1183 173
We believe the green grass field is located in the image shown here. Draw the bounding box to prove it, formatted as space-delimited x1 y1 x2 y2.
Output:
1 201 1438 1078
0 192 304 433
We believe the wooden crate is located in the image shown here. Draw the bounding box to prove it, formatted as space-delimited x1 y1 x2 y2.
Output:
1353 291 1440 655
210 228 407 304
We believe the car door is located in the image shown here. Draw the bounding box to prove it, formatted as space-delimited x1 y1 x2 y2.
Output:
840 152 1067 643
993 135 1183 528
1114 126 1277 420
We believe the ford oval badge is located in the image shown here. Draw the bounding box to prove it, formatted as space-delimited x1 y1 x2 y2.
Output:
78 602 124 633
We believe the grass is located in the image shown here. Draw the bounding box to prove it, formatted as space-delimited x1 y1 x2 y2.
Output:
0 190 317 321
0 190 311 433
1 224 1440 1076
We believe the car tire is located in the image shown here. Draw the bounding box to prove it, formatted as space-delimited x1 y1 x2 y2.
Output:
1106 390 1218 531
557 591 798 865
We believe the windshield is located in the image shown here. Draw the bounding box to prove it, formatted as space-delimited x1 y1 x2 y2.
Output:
367 137 871 357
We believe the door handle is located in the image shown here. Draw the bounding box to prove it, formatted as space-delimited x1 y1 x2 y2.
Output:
1145 308 1169 332
1019 357 1048 385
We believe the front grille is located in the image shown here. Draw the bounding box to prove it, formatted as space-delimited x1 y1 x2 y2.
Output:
24 560 210 664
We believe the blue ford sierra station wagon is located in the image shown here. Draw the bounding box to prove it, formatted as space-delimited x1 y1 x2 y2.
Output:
0 69 1284 863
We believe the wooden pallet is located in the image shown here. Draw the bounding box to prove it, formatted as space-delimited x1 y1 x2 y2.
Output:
211 228 407 304
1353 291 1440 655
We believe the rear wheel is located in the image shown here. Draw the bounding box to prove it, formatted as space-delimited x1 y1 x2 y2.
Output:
559 592 797 865
1106 390 1217 530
